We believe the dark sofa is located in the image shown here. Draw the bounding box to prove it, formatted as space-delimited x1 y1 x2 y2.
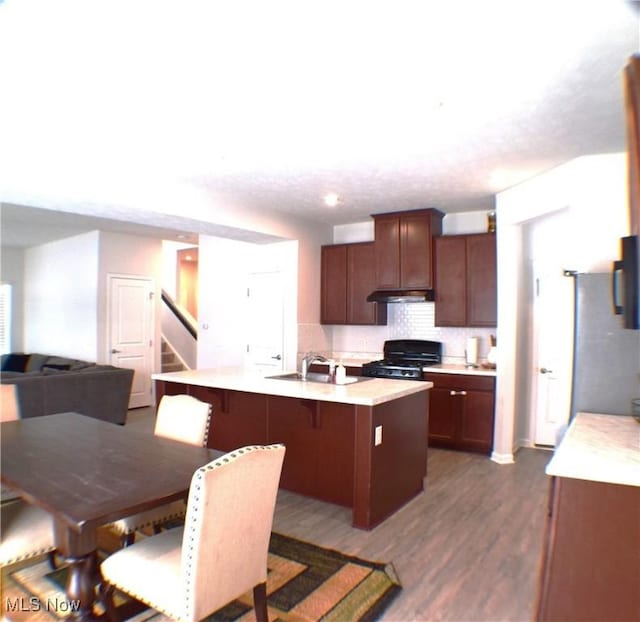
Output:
1 353 134 425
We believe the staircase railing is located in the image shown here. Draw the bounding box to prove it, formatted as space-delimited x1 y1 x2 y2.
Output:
161 290 197 370
161 290 197 340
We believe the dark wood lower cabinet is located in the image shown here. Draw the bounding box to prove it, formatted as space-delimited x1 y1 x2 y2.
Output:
424 373 495 454
536 476 640 621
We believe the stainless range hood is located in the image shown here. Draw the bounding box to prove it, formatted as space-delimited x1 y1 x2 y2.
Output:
366 289 435 303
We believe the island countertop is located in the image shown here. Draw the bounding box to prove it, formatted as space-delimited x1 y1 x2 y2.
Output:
152 368 432 406
545 412 640 487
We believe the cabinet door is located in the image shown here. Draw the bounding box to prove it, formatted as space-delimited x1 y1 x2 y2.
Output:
434 236 467 326
424 373 495 454
466 234 497 327
459 388 495 453
373 214 401 289
347 242 386 325
321 245 348 324
187 386 268 451
427 386 458 445
401 211 436 289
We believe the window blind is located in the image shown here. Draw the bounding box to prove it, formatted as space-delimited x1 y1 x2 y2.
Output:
0 283 12 355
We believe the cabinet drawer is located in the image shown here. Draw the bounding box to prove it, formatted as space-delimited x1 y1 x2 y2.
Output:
423 372 495 392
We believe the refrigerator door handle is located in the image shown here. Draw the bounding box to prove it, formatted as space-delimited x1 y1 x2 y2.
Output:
612 259 624 315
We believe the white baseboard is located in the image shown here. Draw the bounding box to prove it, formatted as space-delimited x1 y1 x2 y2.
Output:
491 451 515 464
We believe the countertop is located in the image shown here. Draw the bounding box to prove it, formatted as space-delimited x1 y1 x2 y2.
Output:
312 359 497 377
422 364 496 377
545 412 640 487
152 368 432 407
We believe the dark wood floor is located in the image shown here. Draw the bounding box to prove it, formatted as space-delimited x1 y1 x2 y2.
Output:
127 408 552 622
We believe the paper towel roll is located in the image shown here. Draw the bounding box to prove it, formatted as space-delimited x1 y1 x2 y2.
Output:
465 337 478 366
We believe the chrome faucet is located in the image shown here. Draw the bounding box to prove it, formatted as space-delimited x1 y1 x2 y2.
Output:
300 352 330 379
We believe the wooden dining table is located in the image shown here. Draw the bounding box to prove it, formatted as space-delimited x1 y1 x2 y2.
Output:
1 412 220 621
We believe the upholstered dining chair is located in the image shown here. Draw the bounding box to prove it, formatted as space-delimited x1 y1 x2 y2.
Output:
0 385 58 569
109 394 213 546
101 444 286 622
0 383 20 422
0 499 57 568
1 384 21 503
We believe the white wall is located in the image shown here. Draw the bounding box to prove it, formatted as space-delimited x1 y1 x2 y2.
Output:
495 152 628 462
0 246 24 352
20 230 163 368
24 231 99 360
197 236 300 371
197 236 254 369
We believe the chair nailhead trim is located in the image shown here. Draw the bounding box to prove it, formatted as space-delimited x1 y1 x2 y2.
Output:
1 545 56 567
182 444 284 617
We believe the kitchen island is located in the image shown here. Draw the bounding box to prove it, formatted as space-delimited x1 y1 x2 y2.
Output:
152 368 432 529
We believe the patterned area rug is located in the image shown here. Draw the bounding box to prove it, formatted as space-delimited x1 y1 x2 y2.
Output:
2 530 401 621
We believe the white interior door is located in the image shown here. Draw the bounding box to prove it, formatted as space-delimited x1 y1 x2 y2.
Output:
108 275 154 408
245 271 284 374
531 262 575 446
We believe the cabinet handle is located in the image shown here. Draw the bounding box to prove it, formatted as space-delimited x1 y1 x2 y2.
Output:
449 390 467 396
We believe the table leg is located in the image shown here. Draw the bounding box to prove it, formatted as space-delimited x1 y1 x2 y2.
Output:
53 521 99 621
66 554 98 621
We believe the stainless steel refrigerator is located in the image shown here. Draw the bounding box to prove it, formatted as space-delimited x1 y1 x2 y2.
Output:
571 272 640 418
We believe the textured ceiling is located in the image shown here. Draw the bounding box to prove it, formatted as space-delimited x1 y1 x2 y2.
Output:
0 1 638 247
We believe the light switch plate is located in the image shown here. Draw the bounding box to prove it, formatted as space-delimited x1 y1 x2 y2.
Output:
374 425 383 446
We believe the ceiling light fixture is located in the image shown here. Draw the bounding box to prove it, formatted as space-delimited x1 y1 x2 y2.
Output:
324 193 340 207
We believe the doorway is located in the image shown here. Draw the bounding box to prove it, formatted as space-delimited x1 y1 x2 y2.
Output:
176 247 198 319
525 210 574 446
530 261 574 445
107 275 155 408
245 270 285 373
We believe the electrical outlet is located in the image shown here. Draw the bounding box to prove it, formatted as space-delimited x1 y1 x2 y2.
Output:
374 425 383 446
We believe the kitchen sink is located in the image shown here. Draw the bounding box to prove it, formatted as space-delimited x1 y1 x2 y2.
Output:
266 372 369 385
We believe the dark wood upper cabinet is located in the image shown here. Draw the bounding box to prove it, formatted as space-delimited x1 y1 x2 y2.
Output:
466 233 497 326
625 55 640 236
321 242 387 325
372 209 444 290
321 244 348 324
435 233 497 327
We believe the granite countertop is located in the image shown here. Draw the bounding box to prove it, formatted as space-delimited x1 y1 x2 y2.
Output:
546 412 640 487
152 368 432 407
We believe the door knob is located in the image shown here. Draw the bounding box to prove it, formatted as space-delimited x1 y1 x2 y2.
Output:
111 348 122 354
540 367 553 374
271 354 282 360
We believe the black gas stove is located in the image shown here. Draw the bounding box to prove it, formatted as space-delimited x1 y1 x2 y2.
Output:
361 339 442 380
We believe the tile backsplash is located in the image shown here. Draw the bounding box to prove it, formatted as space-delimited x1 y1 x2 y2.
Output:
306 302 496 364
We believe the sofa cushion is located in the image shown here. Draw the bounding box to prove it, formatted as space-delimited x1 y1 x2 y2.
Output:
41 365 72 374
1 354 30 373
25 354 49 373
44 356 94 371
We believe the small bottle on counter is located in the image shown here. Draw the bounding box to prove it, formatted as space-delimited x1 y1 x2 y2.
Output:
335 362 347 385
328 360 336 383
